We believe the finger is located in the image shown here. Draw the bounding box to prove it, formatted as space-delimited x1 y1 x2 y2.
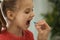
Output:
36 20 46 26
35 24 43 32
43 22 51 31
35 20 51 31
40 20 51 31
37 21 47 30
35 22 47 30
35 24 46 34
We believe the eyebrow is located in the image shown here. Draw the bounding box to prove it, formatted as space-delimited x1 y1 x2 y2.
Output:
26 6 34 9
25 7 34 11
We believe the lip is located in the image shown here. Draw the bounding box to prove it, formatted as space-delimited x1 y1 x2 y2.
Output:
25 18 33 25
26 19 32 26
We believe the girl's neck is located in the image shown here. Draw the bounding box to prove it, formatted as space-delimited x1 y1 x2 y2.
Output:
7 24 24 37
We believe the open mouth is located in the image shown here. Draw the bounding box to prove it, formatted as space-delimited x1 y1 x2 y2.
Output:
26 20 31 25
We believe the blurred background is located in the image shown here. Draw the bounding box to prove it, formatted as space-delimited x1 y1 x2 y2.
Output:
29 0 60 40
0 0 60 40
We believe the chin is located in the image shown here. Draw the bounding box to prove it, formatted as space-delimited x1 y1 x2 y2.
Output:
23 26 29 30
23 28 28 31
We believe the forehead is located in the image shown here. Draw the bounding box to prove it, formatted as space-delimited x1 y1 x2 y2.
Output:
16 0 33 10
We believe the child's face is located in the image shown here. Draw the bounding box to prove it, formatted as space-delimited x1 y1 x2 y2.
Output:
14 0 34 30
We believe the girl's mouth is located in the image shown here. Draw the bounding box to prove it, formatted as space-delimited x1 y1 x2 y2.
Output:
26 20 31 25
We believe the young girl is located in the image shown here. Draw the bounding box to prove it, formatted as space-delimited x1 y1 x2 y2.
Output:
0 0 51 40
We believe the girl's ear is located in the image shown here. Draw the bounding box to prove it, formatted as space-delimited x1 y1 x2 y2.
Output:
6 10 16 21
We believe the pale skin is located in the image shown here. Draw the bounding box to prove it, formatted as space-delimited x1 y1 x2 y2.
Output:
35 20 51 40
5 0 51 40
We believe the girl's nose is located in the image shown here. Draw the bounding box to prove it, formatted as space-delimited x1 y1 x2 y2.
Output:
30 12 35 18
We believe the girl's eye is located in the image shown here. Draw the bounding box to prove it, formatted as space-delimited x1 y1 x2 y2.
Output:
25 8 33 14
25 10 30 14
25 8 30 14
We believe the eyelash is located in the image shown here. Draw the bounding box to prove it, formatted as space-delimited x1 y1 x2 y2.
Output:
25 11 30 14
25 9 33 14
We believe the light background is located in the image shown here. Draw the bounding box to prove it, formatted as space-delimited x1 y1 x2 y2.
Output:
29 0 51 40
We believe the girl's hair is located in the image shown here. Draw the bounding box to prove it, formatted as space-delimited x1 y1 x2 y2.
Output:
0 0 18 33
